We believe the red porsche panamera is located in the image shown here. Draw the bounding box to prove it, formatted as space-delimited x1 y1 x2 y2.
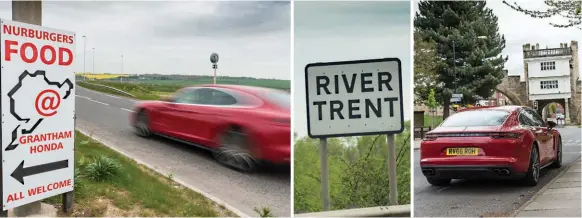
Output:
420 106 562 186
129 84 290 172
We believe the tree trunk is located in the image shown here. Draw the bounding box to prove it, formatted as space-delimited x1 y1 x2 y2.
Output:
443 98 450 120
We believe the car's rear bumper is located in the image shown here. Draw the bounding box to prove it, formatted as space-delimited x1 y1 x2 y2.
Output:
420 164 526 179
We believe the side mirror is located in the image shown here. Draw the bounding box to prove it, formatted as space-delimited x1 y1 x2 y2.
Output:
547 120 556 129
159 95 175 102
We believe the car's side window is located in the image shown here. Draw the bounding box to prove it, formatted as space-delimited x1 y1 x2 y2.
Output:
519 110 537 126
209 89 237 105
174 88 199 104
528 109 547 127
523 109 542 127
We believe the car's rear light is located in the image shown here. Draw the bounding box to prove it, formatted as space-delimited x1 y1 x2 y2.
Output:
271 118 290 125
489 132 521 139
423 134 438 141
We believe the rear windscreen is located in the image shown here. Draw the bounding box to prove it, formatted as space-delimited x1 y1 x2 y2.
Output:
440 110 510 127
258 90 290 109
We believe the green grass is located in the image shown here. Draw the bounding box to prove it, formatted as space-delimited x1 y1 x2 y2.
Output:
424 115 443 128
42 131 234 217
132 78 290 90
78 81 161 100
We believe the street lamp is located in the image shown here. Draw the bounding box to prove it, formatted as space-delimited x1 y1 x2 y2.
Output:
82 36 86 81
92 48 95 75
121 54 124 83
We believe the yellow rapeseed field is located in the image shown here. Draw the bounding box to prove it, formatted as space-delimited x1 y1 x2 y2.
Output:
77 73 130 79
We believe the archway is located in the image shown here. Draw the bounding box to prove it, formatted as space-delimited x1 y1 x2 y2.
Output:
538 99 567 122
494 87 522 106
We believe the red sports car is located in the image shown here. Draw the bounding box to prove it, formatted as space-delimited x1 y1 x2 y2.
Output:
420 106 562 186
130 84 290 172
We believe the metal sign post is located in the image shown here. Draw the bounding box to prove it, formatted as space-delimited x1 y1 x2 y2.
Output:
305 58 405 210
386 134 398 205
319 138 330 211
210 53 219 84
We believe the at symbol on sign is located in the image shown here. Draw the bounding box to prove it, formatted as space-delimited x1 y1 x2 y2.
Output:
35 89 61 117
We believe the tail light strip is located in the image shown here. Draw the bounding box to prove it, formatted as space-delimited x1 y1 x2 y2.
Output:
423 132 522 141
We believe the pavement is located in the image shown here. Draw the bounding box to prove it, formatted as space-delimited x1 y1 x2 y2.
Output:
74 87 291 217
413 127 582 217
515 158 581 217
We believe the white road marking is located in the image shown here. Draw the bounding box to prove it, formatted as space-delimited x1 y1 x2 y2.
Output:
437 187 450 193
88 99 109 106
75 95 91 100
78 86 136 102
121 108 134 113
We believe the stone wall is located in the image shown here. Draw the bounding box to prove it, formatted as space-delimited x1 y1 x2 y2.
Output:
496 73 528 106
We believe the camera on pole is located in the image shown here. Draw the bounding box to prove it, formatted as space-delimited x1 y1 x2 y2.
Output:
210 53 219 84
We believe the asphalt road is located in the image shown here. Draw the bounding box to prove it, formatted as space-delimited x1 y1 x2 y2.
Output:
413 128 581 217
74 87 291 217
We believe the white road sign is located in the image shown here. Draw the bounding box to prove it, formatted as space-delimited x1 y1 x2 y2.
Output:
0 19 75 210
305 58 404 138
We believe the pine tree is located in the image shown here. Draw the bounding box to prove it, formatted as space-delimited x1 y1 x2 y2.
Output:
503 1 582 29
414 1 508 119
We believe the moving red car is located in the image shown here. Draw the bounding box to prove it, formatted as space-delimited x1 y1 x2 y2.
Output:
420 106 562 186
130 84 290 172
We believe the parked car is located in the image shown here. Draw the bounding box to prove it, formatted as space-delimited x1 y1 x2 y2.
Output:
420 106 562 186
130 84 290 172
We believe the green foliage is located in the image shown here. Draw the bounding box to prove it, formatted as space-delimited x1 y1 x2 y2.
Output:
427 89 437 109
84 155 123 182
254 206 274 217
414 32 442 105
415 1 507 117
503 1 582 28
293 124 411 213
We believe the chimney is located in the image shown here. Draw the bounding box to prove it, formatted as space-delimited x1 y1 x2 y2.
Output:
536 43 539 49
523 43 531 51
565 42 568 48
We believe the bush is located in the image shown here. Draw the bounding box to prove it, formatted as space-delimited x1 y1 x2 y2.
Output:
85 155 123 182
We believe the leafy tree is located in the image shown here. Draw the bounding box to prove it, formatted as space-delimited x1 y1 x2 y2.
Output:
415 1 508 119
502 1 582 29
293 122 411 213
427 89 437 127
414 32 442 105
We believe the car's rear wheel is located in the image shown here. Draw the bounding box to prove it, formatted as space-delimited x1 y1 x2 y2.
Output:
521 145 540 186
134 110 151 138
549 137 562 168
426 177 451 186
213 128 258 172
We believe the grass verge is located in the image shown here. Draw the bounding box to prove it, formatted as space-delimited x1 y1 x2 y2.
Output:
78 81 161 100
42 131 235 217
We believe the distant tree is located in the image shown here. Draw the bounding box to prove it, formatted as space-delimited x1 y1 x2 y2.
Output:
413 32 442 105
415 1 508 119
502 1 582 29
427 89 437 127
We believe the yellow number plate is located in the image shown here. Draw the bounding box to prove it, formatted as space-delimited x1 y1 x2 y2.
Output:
446 147 478 156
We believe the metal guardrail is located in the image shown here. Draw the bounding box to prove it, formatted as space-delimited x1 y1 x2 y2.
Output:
77 81 136 98
295 204 411 217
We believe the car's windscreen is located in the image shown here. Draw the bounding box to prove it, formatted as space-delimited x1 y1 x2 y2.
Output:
258 90 290 109
440 110 510 127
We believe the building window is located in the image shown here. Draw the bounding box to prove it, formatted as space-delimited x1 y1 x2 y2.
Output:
540 61 556 71
540 80 559 89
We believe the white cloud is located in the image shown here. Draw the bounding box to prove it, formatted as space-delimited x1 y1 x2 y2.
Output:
0 1 291 80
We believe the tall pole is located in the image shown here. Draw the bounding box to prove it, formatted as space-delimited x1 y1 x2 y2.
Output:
319 138 330 211
453 40 456 94
387 134 398 205
213 68 217 84
121 54 124 83
82 36 86 81
92 48 95 74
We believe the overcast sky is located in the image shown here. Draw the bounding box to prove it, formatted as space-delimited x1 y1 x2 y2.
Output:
414 1 582 80
0 1 290 80
294 1 411 137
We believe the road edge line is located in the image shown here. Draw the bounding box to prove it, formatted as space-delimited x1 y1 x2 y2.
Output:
75 128 250 218
77 86 137 102
510 156 582 217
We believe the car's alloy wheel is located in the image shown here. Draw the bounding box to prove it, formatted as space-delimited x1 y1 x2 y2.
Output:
532 147 540 183
550 138 562 168
134 110 151 137
521 145 540 186
214 129 257 172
